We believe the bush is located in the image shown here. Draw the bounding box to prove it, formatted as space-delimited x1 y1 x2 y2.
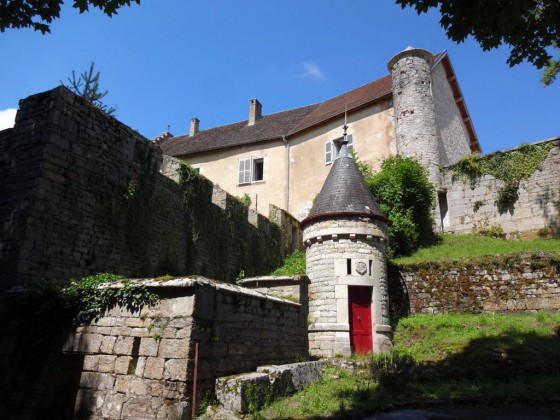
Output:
366 156 435 257
369 352 415 393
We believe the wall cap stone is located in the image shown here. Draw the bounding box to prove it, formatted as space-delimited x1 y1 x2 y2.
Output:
97 276 302 306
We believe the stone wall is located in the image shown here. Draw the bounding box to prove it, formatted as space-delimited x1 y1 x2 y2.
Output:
389 253 560 316
441 138 560 236
0 87 293 290
0 277 309 419
432 63 472 167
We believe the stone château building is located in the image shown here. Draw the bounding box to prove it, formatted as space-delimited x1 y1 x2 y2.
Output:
160 47 480 226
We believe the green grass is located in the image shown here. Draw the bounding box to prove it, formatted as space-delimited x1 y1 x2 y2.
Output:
271 249 306 275
257 312 560 419
270 235 560 275
393 234 560 265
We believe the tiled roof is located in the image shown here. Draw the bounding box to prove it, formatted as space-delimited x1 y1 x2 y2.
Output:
160 104 319 157
160 50 480 157
301 153 387 227
160 75 393 158
289 75 392 135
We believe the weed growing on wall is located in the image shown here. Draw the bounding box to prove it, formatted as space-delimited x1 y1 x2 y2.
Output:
450 142 553 213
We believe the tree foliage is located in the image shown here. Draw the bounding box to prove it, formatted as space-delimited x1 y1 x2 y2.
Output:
366 156 435 257
61 62 116 115
396 0 560 83
0 0 140 34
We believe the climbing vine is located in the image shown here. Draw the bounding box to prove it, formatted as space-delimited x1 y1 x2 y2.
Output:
450 142 553 213
63 273 159 323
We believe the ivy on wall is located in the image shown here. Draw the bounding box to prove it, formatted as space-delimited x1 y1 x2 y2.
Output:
450 142 553 213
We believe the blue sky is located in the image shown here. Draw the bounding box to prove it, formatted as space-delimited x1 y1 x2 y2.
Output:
0 0 558 153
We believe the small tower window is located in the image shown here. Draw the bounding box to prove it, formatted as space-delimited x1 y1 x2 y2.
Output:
347 259 352 275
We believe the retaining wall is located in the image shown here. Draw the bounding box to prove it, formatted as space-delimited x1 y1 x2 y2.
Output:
0 87 297 290
389 253 560 315
441 138 560 236
0 278 309 419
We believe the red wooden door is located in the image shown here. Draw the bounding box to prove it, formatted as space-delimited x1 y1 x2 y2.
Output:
348 286 373 354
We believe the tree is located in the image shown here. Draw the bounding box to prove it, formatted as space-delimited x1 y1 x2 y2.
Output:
0 0 140 34
61 62 116 115
365 156 435 257
396 0 560 85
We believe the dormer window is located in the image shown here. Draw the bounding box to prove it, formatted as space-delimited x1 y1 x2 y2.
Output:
325 134 354 165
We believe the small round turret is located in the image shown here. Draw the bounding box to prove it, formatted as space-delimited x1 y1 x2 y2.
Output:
302 146 391 356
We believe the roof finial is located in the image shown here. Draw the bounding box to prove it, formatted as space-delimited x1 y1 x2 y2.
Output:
343 103 348 143
333 103 349 160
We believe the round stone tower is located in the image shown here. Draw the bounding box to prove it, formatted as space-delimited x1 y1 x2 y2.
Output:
301 139 391 357
388 46 440 185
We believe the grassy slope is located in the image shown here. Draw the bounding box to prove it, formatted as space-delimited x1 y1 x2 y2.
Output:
272 234 560 275
261 236 560 418
260 312 560 418
393 234 560 265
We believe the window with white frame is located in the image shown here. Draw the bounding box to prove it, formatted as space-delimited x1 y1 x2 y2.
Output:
238 157 265 185
325 134 354 164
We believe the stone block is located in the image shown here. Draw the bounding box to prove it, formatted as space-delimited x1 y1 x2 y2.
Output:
98 355 117 373
215 372 271 413
83 355 99 371
100 392 126 419
100 336 117 354
139 337 160 357
62 333 102 354
135 356 147 377
122 397 152 419
144 357 165 380
164 358 189 382
158 339 188 359
114 336 136 355
257 361 323 394
156 399 190 420
115 356 133 375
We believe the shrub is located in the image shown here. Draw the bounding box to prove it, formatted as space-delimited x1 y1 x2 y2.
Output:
369 352 415 393
366 156 435 257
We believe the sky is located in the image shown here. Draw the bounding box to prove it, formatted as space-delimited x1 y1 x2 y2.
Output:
0 0 558 154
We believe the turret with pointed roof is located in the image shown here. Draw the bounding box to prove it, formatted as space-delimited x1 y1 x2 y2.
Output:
303 126 391 357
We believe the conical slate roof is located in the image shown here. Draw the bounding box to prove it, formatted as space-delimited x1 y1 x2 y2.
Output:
301 155 387 227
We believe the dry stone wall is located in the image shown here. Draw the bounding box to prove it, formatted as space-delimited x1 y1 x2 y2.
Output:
0 87 292 290
0 278 309 419
389 253 560 315
442 138 560 236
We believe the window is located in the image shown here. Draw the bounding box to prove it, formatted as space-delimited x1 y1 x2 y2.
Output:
238 157 265 185
325 141 333 164
325 134 354 165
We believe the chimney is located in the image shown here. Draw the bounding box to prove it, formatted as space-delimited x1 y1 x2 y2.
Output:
190 118 200 136
248 98 262 126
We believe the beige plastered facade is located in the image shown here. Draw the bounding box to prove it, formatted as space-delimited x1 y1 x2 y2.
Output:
176 61 472 221
178 99 396 220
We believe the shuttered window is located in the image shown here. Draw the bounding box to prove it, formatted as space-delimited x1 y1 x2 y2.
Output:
238 158 252 184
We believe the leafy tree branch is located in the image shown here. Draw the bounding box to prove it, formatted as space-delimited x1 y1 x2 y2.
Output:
0 0 141 34
396 0 560 84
